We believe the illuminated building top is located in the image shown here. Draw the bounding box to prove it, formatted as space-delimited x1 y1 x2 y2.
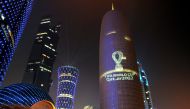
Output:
112 2 115 11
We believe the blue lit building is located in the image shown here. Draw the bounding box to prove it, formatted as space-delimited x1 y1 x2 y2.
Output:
138 62 153 109
0 83 53 107
56 66 79 109
0 0 34 85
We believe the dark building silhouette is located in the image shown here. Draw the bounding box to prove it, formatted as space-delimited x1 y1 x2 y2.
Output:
22 17 61 92
138 62 153 109
0 83 53 107
99 3 144 109
56 66 79 109
0 0 34 85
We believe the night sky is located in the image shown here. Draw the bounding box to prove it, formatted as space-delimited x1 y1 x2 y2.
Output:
2 0 190 109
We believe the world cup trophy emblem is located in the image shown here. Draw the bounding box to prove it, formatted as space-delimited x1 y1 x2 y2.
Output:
112 51 126 71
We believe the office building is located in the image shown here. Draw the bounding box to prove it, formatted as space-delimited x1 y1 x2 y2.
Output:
0 0 33 85
99 3 144 109
22 17 61 92
56 66 79 109
138 62 153 109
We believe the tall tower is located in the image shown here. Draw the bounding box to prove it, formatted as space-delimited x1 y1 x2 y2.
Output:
138 62 153 109
99 3 145 109
0 0 34 85
56 66 79 109
22 17 61 92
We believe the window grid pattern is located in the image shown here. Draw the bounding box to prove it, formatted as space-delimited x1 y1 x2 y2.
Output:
56 66 79 109
0 0 33 85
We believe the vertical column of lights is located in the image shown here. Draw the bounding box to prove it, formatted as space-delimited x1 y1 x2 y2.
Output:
56 66 79 109
137 62 153 109
0 0 34 85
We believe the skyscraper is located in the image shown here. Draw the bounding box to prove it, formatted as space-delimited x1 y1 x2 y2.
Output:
56 66 79 109
0 0 33 85
99 3 145 109
22 17 61 92
138 62 153 109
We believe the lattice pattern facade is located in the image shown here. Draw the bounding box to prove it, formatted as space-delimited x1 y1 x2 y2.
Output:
0 0 33 85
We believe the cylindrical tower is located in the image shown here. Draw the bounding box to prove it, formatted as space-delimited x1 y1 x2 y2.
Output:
56 66 79 109
99 5 145 109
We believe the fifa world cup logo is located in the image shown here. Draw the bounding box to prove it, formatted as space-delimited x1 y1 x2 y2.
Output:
112 51 126 70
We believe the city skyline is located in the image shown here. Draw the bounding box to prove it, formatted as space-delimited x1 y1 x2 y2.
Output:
2 0 189 109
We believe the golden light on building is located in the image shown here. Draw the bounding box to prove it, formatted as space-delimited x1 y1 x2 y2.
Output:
30 100 55 109
84 105 93 109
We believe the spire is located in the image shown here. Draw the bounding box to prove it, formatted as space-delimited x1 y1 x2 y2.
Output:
112 2 115 10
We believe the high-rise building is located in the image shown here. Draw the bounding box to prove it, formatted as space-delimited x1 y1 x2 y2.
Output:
0 0 33 85
0 83 53 107
22 17 61 92
56 66 79 109
99 3 145 109
138 62 153 109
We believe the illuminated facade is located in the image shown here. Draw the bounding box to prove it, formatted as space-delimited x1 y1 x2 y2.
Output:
56 66 79 109
22 17 61 92
99 4 145 109
0 83 53 107
138 62 153 109
0 0 33 85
